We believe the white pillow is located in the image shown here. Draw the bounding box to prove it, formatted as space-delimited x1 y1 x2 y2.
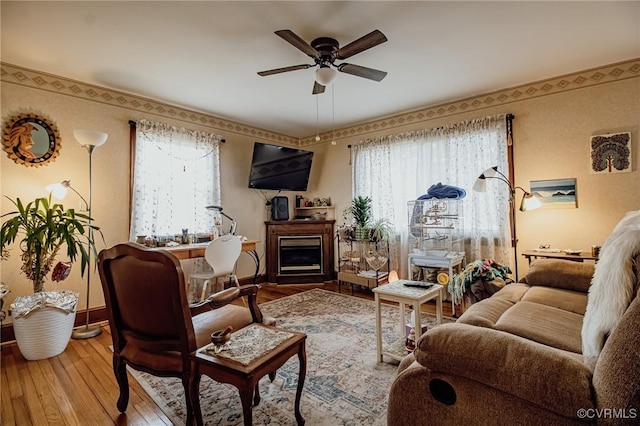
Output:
582 210 640 369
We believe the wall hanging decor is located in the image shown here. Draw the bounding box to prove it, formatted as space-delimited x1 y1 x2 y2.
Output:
530 178 577 209
590 132 631 174
2 113 61 167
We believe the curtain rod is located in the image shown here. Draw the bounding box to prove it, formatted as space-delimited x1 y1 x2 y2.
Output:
347 113 515 150
128 120 226 143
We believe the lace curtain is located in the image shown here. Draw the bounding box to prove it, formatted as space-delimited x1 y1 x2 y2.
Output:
130 119 222 241
351 115 511 278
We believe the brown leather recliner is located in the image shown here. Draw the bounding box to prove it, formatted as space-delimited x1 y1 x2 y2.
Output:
98 242 274 425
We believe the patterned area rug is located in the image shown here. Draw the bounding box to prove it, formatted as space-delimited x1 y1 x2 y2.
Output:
127 288 453 425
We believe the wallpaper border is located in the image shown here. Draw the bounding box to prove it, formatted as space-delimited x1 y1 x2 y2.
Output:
0 63 297 146
2 59 639 147
299 58 640 146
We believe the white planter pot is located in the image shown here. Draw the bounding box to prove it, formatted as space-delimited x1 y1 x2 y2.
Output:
13 306 76 360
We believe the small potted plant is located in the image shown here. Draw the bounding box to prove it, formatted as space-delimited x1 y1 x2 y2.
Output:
0 195 101 360
369 217 394 243
348 196 372 240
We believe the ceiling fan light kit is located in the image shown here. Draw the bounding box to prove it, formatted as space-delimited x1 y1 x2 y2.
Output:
316 66 337 86
258 29 388 94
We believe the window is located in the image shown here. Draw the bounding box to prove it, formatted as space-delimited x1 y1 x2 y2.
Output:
129 119 222 241
351 115 512 275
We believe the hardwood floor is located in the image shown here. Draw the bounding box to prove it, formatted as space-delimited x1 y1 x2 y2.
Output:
1 281 453 425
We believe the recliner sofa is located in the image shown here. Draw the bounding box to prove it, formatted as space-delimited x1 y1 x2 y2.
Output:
387 253 640 425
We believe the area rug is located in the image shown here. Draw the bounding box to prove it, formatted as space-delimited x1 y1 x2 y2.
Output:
127 288 453 425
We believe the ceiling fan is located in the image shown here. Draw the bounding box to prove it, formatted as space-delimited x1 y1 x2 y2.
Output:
257 29 388 94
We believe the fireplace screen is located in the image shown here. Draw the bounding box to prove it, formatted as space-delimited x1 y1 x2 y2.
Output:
278 236 323 275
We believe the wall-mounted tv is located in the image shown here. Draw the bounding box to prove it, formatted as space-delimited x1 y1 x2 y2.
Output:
247 142 314 191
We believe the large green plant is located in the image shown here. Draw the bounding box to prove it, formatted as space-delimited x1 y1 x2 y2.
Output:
349 196 372 229
0 196 101 293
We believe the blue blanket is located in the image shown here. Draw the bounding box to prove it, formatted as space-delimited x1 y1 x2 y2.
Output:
418 182 466 200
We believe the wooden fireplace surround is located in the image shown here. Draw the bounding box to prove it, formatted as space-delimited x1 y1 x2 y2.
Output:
265 220 335 284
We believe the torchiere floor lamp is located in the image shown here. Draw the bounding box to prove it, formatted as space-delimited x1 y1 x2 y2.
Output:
70 130 108 339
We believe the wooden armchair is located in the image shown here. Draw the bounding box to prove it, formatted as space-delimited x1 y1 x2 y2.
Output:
98 242 272 425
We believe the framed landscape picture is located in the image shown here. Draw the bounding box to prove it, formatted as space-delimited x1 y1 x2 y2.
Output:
530 178 577 209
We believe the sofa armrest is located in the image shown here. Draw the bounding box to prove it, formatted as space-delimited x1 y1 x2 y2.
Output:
522 259 594 293
415 323 594 416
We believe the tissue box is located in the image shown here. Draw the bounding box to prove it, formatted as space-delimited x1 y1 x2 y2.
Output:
405 323 429 337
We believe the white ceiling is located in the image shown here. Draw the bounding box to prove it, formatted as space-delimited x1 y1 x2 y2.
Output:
2 1 639 139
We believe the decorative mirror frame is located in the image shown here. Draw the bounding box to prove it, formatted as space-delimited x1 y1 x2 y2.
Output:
2 113 61 167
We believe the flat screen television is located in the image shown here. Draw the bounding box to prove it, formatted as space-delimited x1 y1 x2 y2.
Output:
247 142 314 191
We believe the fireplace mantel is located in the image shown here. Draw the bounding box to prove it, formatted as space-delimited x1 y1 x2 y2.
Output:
265 220 335 284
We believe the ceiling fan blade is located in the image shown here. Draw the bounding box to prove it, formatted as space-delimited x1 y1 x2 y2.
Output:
336 29 388 60
337 63 387 82
275 29 319 58
257 64 313 76
312 81 326 95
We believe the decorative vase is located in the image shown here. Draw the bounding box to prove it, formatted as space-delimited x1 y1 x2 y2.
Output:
355 227 369 240
11 290 78 361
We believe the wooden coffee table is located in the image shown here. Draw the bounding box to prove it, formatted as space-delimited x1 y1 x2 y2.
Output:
189 323 307 426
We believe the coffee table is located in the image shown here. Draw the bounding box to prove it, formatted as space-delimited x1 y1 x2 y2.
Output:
189 323 307 425
372 280 443 362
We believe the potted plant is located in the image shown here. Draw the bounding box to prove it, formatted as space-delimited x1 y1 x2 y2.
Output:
348 196 372 240
0 195 100 360
369 217 394 242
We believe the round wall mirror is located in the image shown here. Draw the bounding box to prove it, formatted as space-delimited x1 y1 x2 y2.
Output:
2 113 61 167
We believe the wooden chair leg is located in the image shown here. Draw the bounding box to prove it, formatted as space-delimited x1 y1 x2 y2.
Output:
113 355 129 412
185 372 202 426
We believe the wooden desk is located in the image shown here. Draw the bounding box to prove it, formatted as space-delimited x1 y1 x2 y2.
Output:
162 240 261 280
521 250 598 264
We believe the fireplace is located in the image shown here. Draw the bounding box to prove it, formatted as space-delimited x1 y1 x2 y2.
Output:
278 236 323 275
265 220 334 284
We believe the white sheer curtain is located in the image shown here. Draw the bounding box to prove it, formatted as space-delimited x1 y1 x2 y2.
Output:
130 119 222 241
351 115 511 278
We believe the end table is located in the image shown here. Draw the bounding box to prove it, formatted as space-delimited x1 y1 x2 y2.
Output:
189 323 307 425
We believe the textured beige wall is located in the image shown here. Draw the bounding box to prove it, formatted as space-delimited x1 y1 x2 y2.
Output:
314 77 640 277
2 64 639 323
0 83 274 322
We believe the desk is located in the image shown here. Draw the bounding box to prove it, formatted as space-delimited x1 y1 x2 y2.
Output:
521 250 598 264
162 240 261 281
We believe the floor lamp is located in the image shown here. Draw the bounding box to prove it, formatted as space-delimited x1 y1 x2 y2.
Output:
71 130 108 339
473 166 540 280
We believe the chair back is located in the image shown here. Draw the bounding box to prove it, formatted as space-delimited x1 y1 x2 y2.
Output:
204 235 242 279
98 242 197 361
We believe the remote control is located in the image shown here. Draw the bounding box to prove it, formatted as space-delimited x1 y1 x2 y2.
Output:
403 282 434 289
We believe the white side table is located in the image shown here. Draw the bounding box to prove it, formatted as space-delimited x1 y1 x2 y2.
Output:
372 280 443 362
408 251 465 315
